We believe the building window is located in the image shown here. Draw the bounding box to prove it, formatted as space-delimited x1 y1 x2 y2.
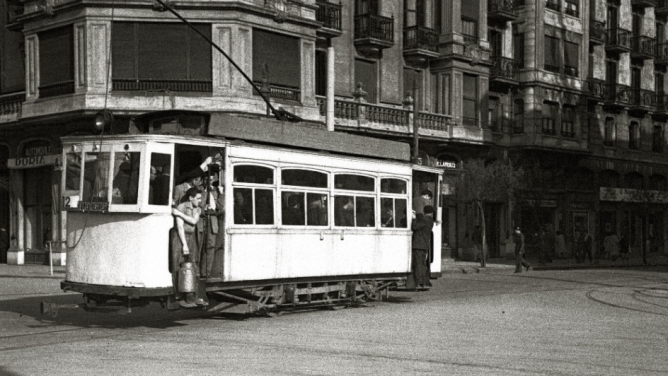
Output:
39 26 74 98
629 122 640 150
253 29 301 101
604 117 615 146
488 97 500 131
544 36 560 73
463 74 478 126
542 101 558 135
565 0 579 17
112 23 212 92
356 0 379 15
462 18 478 43
653 125 664 153
561 105 575 137
546 0 560 12
315 50 327 97
564 41 579 77
355 59 378 103
513 99 524 133
404 68 423 109
513 32 525 68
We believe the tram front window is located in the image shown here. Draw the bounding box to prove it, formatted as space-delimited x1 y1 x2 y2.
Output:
112 152 141 205
83 152 111 202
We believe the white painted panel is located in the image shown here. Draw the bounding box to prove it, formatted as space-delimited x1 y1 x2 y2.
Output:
66 212 173 288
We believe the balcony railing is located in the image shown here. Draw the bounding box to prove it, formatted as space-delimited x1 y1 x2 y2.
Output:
490 56 520 81
316 1 342 31
630 88 656 109
606 29 632 53
585 78 605 101
253 82 301 102
658 0 668 16
0 91 25 117
589 20 606 45
112 79 212 92
631 36 656 59
354 14 394 43
656 42 668 66
403 26 438 52
603 83 632 105
488 0 519 22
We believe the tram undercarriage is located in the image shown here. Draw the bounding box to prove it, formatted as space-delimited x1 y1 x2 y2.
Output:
52 278 407 317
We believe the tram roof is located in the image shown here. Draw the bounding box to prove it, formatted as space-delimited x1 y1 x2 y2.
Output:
206 113 411 162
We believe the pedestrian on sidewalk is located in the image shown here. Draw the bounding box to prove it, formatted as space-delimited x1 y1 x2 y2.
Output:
514 227 531 273
555 230 567 258
619 234 629 260
604 232 620 262
584 231 594 264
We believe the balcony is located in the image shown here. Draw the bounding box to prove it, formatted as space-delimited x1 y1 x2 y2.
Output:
488 0 519 23
606 29 632 53
629 88 656 114
631 36 656 60
489 56 520 91
589 20 606 46
354 14 394 54
253 82 301 102
656 42 668 66
655 94 668 116
603 83 632 109
585 78 605 102
403 26 439 64
0 91 24 122
113 79 212 92
316 1 342 38
658 0 668 16
631 0 657 8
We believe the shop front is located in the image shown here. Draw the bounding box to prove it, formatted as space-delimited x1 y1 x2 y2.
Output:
0 145 9 263
6 139 65 265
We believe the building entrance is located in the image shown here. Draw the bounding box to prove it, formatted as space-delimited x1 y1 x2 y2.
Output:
24 167 53 255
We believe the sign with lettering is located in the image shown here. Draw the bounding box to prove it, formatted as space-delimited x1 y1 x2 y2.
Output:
77 201 109 212
7 154 60 169
436 156 458 169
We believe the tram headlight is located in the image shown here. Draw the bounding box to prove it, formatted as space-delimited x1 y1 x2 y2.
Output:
94 110 114 133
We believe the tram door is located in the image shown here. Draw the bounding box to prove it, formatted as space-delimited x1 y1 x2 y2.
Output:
412 167 443 277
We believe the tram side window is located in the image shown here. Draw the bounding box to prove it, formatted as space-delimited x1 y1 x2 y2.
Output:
65 152 82 192
83 152 111 202
234 188 274 225
112 152 141 205
334 195 375 227
149 153 172 206
281 169 328 226
335 174 374 191
381 178 408 228
234 165 274 184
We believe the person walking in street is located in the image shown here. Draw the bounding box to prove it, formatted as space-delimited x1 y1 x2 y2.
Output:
604 232 620 261
513 227 531 273
583 231 594 264
554 230 567 259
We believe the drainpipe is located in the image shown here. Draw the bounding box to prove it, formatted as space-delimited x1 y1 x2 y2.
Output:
326 40 335 132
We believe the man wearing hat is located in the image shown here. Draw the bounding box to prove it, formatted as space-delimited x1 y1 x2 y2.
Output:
513 226 531 273
408 205 435 289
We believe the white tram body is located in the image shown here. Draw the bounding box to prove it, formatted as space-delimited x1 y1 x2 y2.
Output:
59 112 442 310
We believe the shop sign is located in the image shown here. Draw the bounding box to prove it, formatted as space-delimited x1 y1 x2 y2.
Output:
600 187 668 203
526 199 557 207
436 156 458 169
8 154 60 169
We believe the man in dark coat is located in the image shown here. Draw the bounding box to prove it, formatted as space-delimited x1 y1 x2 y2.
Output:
408 205 435 289
514 227 531 273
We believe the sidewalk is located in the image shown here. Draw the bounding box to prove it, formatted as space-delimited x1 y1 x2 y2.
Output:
0 264 67 297
441 251 668 274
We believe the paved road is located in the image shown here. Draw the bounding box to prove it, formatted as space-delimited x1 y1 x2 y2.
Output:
1 267 668 376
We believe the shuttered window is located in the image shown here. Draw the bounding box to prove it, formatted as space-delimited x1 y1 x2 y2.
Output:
544 36 560 73
39 26 74 98
252 29 301 101
112 22 212 92
354 59 378 103
564 41 579 76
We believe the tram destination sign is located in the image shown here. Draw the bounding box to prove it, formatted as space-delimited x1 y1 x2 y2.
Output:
77 201 109 212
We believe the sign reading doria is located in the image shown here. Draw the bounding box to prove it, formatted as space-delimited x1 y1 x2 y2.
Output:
8 142 59 169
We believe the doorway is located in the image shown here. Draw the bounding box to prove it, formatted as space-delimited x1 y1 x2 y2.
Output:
24 167 53 255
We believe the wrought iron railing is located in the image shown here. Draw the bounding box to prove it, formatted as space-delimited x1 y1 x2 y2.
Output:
112 79 212 92
403 26 438 52
629 88 656 108
656 42 668 61
39 81 75 98
316 1 342 31
354 14 394 43
0 91 25 116
490 56 520 81
585 78 605 100
488 0 518 15
603 83 632 105
607 28 632 50
631 36 656 56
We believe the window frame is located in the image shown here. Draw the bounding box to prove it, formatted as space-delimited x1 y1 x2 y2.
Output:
231 163 277 226
333 172 377 228
463 74 478 126
629 121 641 150
279 167 330 227
542 101 559 135
379 177 409 229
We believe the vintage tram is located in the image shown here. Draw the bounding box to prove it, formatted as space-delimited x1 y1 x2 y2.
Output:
56 111 442 314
